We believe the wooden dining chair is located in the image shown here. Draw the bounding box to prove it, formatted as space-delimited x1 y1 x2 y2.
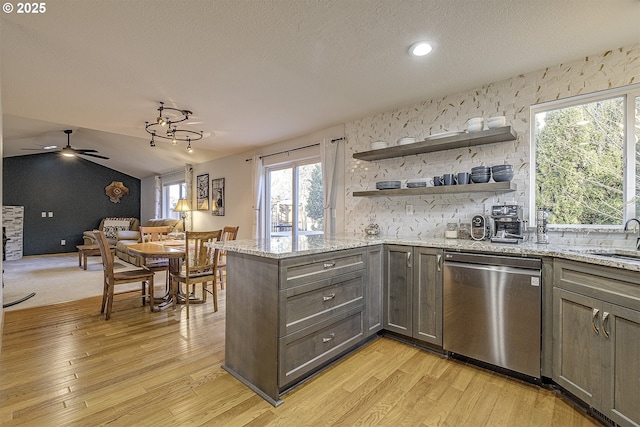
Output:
170 230 222 318
216 226 239 290
93 230 155 320
138 226 171 289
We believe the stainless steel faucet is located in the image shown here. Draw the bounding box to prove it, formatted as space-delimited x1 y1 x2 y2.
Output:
623 218 640 249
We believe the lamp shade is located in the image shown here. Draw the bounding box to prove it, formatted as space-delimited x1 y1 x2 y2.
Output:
173 198 192 212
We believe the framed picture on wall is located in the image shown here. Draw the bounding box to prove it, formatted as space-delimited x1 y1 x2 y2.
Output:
211 177 225 216
196 173 209 210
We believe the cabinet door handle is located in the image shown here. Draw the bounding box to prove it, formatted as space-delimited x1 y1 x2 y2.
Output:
437 253 442 272
407 251 412 268
323 262 336 268
322 333 336 343
322 293 336 301
602 311 610 339
591 308 600 335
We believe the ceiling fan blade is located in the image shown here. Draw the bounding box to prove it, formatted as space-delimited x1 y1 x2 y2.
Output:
80 153 110 160
74 149 99 153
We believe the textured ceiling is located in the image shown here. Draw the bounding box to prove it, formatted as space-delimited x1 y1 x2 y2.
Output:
2 0 639 178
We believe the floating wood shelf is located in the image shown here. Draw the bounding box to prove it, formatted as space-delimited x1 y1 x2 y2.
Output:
352 126 517 161
352 181 517 197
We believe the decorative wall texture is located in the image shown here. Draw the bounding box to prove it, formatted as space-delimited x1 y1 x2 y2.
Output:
2 206 24 260
344 43 640 245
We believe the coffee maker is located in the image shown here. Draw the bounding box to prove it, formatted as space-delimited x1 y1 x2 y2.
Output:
490 204 525 243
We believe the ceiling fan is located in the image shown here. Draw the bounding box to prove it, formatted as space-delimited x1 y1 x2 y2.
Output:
22 130 109 159
59 130 109 159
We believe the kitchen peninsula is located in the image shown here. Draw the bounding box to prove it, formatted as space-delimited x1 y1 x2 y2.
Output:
219 234 640 426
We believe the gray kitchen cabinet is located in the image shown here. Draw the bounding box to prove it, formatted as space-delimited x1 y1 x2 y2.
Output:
553 260 640 427
384 245 413 335
383 245 443 346
412 247 443 346
365 244 384 337
223 247 368 406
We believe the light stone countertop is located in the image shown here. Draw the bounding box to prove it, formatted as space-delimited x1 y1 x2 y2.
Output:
216 233 640 272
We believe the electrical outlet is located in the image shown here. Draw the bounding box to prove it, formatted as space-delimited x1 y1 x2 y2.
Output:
61 240 66 245
406 204 413 215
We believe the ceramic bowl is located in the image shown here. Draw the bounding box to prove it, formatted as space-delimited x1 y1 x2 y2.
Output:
470 174 491 183
492 171 514 182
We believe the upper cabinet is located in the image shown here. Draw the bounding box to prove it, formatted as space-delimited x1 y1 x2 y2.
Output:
352 126 517 162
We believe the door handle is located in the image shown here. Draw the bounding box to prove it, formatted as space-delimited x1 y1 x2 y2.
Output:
407 251 412 268
323 262 336 268
437 253 442 272
591 308 600 335
602 311 610 339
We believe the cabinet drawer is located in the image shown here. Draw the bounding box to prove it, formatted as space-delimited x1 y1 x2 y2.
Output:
279 309 363 388
280 248 366 289
280 271 364 335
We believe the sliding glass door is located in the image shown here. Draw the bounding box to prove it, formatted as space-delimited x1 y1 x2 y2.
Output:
266 160 323 238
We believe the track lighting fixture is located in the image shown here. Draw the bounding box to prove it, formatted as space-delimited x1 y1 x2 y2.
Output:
145 102 203 149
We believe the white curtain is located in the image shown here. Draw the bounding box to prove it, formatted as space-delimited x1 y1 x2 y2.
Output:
321 138 342 236
185 164 193 231
251 155 264 239
154 175 162 218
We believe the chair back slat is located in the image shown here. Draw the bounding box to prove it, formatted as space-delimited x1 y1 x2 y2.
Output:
222 226 239 242
139 226 170 243
185 230 222 277
93 229 114 279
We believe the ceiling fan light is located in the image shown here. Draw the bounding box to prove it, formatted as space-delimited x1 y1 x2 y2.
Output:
62 152 75 157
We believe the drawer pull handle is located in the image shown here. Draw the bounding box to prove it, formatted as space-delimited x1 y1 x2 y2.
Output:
591 308 600 335
323 262 336 268
323 333 336 343
323 293 336 301
602 312 610 339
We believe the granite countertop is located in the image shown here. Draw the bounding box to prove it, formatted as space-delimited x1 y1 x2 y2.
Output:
217 234 640 272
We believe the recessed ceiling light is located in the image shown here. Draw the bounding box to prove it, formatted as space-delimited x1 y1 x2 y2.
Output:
409 41 433 57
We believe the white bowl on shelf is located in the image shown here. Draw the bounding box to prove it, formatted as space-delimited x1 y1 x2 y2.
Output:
468 123 484 132
370 141 388 150
487 116 506 128
397 137 416 145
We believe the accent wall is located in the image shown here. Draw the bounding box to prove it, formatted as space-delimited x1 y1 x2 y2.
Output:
3 152 140 255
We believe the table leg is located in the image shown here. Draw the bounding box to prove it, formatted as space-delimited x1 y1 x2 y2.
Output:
78 250 82 268
83 252 88 270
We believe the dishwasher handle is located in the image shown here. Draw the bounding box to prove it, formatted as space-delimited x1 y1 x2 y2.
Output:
444 260 541 277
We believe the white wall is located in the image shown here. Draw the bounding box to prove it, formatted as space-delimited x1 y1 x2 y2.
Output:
142 124 345 240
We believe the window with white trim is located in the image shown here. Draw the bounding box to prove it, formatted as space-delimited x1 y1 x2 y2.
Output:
530 84 640 227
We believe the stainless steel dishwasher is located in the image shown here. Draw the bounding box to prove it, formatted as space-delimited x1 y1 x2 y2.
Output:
443 251 542 378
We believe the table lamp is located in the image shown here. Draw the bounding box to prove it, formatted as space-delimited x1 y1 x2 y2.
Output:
173 198 192 231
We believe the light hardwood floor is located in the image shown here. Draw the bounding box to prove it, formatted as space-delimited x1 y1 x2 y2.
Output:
0 291 601 427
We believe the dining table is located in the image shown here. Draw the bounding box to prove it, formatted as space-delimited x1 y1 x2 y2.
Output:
125 240 190 310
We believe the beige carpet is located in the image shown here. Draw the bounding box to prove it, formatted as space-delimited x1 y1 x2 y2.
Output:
2 253 168 311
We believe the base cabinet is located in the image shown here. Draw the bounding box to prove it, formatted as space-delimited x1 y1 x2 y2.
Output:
553 260 640 427
224 247 374 406
365 245 384 337
383 245 443 346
